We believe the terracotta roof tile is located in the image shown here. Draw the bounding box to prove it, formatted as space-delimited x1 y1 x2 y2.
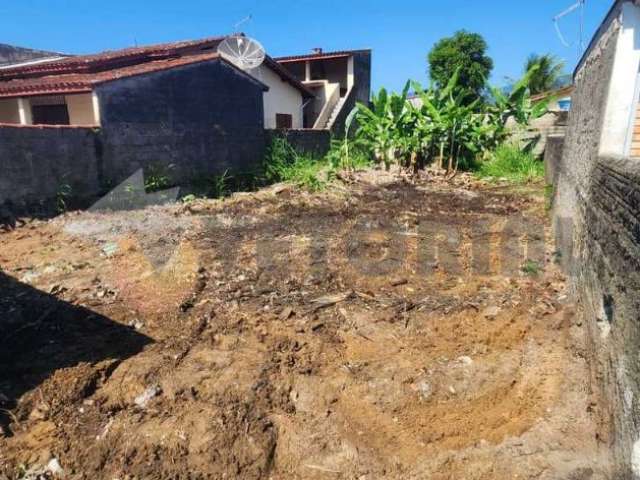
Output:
0 36 313 99
274 49 370 63
0 53 271 98
0 37 227 81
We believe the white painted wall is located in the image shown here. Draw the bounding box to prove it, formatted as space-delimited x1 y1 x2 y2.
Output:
600 2 640 156
18 98 32 125
66 93 99 125
252 64 304 129
2 93 99 126
347 57 355 90
92 92 101 126
0 98 20 123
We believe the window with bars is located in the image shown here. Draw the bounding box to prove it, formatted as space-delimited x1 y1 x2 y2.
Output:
276 113 293 129
31 104 70 125
30 95 70 125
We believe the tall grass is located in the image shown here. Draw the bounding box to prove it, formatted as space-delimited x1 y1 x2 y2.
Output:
325 138 373 171
183 137 372 201
476 144 544 183
264 137 333 191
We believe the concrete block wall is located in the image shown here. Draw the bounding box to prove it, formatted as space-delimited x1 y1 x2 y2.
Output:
0 125 101 210
265 129 331 158
96 60 266 187
570 154 640 479
552 6 640 477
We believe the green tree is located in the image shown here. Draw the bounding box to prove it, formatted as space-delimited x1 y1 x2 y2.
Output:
427 30 493 102
524 53 566 94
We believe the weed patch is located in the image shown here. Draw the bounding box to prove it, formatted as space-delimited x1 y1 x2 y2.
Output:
521 259 541 275
476 144 544 183
264 137 332 191
144 164 174 192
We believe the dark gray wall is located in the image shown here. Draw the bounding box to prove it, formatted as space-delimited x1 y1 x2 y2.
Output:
265 129 331 158
96 60 266 187
0 59 267 211
0 126 100 210
552 7 639 477
352 51 372 106
330 86 357 138
329 51 371 137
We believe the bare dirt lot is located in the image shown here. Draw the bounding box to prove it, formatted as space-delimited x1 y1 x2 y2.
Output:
0 169 610 479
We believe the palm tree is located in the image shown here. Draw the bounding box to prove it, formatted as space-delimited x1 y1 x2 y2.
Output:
524 54 566 94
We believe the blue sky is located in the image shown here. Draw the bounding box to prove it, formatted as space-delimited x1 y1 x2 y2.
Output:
1 0 612 92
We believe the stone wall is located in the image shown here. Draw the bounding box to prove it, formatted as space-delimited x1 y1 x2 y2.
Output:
0 59 267 212
265 129 331 157
552 5 640 477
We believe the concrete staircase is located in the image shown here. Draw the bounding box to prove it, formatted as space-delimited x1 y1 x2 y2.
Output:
324 96 347 129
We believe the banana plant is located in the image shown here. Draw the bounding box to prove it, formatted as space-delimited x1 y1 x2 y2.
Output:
411 68 461 169
411 69 479 173
354 80 413 170
347 62 548 175
488 64 550 138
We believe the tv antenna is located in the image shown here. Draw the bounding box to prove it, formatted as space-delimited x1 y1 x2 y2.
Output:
217 34 266 70
553 0 587 58
234 14 253 31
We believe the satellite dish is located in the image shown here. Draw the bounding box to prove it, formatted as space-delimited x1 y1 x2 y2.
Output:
217 35 265 70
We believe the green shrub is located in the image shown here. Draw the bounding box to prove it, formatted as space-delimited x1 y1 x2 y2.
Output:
210 169 230 198
476 144 544 183
144 163 173 192
263 137 329 191
56 183 72 213
325 138 372 171
229 170 262 192
521 259 541 275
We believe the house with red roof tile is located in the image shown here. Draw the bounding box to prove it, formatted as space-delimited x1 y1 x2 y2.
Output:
0 38 371 132
0 37 316 129
0 36 371 210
